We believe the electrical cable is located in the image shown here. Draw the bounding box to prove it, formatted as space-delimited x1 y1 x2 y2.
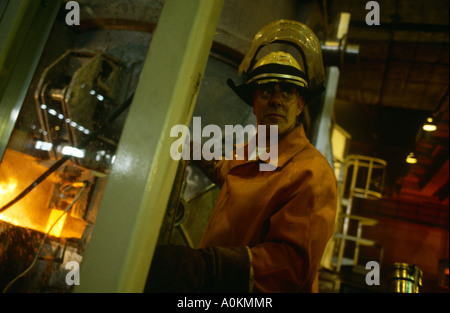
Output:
0 93 134 214
2 182 88 293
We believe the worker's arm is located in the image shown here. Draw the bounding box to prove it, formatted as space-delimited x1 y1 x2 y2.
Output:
145 143 249 293
188 140 225 185
145 245 252 292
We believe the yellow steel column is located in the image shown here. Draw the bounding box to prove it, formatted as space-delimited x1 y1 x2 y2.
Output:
75 0 224 293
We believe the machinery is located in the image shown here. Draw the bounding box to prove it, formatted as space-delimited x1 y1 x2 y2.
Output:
0 0 360 292
0 0 222 293
0 2 148 292
0 49 132 292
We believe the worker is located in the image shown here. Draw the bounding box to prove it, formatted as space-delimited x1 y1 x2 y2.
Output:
145 20 337 293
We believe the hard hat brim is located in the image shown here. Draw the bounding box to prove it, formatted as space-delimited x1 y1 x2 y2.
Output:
246 63 308 87
227 63 310 106
227 79 255 106
227 78 324 106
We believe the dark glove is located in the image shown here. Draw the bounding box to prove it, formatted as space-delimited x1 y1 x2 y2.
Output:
144 245 251 293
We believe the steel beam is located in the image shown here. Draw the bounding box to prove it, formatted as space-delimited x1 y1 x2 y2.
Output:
75 0 223 293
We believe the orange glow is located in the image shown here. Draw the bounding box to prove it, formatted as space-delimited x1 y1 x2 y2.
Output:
0 178 35 228
0 148 86 239
72 182 85 188
45 209 67 237
0 178 17 195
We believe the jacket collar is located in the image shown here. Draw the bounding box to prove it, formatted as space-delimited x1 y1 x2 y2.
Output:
232 124 311 169
268 124 311 168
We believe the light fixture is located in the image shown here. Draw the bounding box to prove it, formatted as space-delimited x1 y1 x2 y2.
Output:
406 152 417 164
423 117 437 132
61 146 86 158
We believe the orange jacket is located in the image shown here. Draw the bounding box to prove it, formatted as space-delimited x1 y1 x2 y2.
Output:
197 125 337 292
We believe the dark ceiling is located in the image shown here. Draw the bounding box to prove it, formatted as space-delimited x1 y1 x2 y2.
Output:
327 0 449 212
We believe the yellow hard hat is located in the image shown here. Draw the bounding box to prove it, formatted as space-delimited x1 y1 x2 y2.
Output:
246 51 308 88
227 51 309 105
227 19 325 106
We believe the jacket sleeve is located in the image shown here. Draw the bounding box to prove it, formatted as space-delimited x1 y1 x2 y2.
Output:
249 159 337 292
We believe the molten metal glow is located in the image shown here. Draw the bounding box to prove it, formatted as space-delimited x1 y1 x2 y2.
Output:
0 179 32 227
45 209 67 237
0 149 86 239
0 178 17 195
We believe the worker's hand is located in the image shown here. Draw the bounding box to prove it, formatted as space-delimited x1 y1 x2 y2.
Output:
144 245 251 293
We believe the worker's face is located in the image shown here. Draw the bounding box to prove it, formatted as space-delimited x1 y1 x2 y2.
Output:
253 83 305 137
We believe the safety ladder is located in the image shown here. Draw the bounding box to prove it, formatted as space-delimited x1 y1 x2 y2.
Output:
332 155 386 272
